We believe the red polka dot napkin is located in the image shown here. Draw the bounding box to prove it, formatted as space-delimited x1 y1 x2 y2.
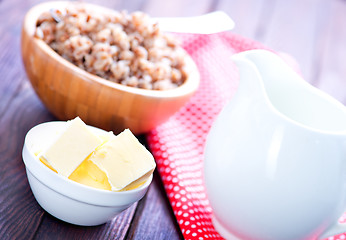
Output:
146 32 346 240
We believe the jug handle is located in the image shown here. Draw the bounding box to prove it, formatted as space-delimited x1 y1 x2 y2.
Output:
317 221 346 239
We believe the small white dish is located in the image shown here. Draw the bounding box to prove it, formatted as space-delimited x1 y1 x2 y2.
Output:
22 121 153 226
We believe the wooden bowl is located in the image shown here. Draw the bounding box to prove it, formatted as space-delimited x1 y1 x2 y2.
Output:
21 1 200 135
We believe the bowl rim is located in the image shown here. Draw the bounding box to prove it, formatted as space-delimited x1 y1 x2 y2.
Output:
22 1 200 99
22 121 153 206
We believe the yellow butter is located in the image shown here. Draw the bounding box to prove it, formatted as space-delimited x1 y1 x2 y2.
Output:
39 155 111 190
89 129 156 191
38 119 155 192
39 155 57 173
69 158 112 190
42 117 102 177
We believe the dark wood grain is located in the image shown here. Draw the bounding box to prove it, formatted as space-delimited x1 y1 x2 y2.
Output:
0 0 345 239
34 204 138 240
0 84 53 240
0 0 52 238
126 171 183 240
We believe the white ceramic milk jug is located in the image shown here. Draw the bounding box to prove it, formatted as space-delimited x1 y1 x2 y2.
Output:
204 50 346 240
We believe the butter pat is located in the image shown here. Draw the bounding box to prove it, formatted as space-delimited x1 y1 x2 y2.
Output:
42 117 102 177
89 129 156 191
39 118 155 192
69 158 112 191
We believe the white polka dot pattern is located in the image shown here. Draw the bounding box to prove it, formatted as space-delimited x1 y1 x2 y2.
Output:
147 32 346 240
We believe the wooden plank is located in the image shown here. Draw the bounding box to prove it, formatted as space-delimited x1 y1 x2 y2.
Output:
215 0 267 40
0 33 22 116
141 0 211 17
216 0 334 87
126 171 183 239
0 83 54 239
83 0 121 10
315 0 346 104
258 0 331 84
34 204 138 240
118 0 147 12
0 0 51 236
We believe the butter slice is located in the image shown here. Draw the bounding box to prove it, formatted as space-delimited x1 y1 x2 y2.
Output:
69 158 112 191
42 117 102 177
89 129 156 191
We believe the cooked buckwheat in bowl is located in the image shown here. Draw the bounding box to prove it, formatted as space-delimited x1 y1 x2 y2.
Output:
36 6 188 90
22 1 200 134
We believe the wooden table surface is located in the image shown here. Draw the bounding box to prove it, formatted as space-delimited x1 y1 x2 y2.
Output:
1 0 345 239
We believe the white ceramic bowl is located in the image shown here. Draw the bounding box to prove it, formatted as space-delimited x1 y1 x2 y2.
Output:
22 121 153 226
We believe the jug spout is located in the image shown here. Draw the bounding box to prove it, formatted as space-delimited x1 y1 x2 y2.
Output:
231 52 268 102
232 50 346 133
